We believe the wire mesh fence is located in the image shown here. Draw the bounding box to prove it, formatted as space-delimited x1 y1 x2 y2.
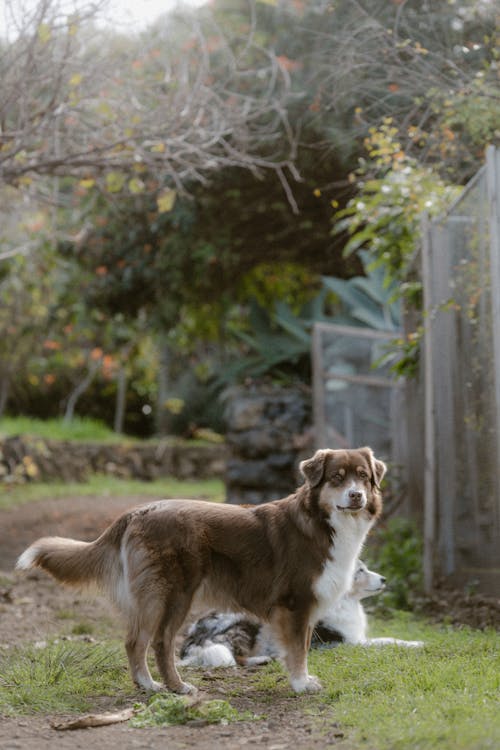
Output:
422 145 500 593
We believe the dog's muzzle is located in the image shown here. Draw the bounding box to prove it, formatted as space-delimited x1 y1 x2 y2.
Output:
336 488 367 512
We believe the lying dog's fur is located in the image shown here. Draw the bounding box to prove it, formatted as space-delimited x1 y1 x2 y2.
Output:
311 560 423 648
16 447 385 694
180 561 422 668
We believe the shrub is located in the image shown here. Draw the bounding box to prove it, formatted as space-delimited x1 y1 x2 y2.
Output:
365 517 423 611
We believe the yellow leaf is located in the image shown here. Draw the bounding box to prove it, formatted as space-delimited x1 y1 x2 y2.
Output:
38 23 51 44
69 73 82 86
97 101 114 119
157 189 176 213
151 143 166 153
313 188 321 197
79 178 95 189
164 398 184 415
129 178 145 194
106 171 126 193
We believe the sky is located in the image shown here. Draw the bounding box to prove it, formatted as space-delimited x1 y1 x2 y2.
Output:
104 0 206 30
0 0 207 39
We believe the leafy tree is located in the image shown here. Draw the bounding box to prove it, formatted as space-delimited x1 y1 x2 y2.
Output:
0 249 56 417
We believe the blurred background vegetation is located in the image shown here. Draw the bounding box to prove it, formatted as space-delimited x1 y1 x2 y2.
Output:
0 0 498 438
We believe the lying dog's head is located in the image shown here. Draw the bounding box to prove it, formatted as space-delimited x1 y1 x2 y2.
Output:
299 447 386 520
350 560 386 600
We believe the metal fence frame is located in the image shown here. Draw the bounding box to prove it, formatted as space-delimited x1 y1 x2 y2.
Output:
312 321 405 461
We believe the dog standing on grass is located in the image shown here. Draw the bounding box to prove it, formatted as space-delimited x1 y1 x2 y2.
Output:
16 447 386 694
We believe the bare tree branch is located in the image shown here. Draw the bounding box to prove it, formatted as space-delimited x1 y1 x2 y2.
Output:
0 0 300 200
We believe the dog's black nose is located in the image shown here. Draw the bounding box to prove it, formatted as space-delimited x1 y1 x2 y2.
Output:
381 577 386 584
348 490 363 502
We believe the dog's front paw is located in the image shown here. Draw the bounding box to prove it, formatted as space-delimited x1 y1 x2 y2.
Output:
175 681 197 695
136 679 165 693
290 674 322 693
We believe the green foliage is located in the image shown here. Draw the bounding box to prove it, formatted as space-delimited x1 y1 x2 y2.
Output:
332 124 461 377
365 517 424 611
131 694 256 728
220 254 401 384
221 297 314 384
159 371 226 437
322 250 401 331
334 122 460 287
0 641 129 715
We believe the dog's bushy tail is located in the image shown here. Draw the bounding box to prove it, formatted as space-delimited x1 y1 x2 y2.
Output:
16 515 128 588
16 537 109 585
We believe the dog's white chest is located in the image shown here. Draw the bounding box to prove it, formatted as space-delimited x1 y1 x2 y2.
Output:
311 515 371 622
313 556 355 619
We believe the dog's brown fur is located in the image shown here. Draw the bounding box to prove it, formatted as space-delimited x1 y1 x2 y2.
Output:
16 447 385 694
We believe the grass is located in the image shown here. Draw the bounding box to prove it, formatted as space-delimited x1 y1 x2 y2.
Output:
0 641 131 715
254 618 500 750
0 416 121 443
0 617 498 748
0 415 223 446
0 475 225 510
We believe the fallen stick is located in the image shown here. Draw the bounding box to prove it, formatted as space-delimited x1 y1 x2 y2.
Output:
51 707 135 730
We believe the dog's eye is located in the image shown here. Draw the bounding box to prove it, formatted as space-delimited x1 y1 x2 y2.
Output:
333 472 344 483
358 470 369 480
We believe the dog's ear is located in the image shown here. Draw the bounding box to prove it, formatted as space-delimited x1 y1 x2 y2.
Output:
360 447 387 489
299 450 328 487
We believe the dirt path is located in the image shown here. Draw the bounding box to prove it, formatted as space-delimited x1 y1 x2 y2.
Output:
0 494 350 750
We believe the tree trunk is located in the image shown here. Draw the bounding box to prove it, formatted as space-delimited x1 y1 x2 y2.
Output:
156 339 170 436
114 365 127 434
64 360 100 423
0 374 10 418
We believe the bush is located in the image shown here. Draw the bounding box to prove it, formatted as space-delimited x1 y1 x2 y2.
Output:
365 517 423 611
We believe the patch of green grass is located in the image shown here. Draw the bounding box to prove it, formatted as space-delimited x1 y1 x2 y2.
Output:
245 619 499 749
0 475 224 510
0 641 130 715
55 608 77 621
0 416 120 443
0 415 223 446
71 622 94 636
305 620 500 750
131 694 257 728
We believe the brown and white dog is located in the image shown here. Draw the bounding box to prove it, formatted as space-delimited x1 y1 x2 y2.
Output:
16 447 385 694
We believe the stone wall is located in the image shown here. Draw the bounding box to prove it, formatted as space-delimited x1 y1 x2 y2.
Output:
224 385 313 504
0 436 226 484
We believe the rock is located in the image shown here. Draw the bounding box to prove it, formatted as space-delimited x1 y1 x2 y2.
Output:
0 436 226 484
224 384 312 505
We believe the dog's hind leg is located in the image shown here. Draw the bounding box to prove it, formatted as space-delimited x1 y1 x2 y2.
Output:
153 592 196 694
125 602 165 692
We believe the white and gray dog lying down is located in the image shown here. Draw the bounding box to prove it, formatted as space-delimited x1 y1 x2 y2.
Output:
180 560 423 668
